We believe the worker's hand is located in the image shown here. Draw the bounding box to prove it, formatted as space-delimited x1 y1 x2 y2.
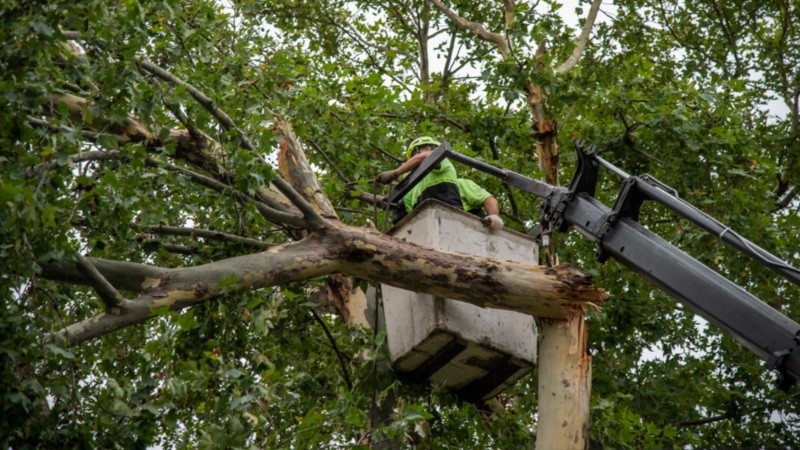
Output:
482 214 504 231
375 169 399 184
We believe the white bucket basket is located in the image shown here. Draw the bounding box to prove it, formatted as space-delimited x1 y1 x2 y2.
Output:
381 200 539 401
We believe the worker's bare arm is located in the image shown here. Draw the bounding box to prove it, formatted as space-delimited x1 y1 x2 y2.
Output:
375 150 431 184
483 196 500 216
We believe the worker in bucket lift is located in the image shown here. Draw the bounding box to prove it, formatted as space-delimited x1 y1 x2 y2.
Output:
375 136 504 231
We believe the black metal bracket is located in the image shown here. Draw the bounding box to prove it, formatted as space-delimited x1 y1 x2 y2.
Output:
540 141 601 234
768 331 800 391
591 177 650 262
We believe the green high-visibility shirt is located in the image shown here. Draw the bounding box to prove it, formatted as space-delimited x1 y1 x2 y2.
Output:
403 158 458 212
456 178 491 212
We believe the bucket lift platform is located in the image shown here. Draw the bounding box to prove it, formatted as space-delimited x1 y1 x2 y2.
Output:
381 200 539 402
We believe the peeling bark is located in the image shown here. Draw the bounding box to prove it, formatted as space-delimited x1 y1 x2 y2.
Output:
42 224 604 345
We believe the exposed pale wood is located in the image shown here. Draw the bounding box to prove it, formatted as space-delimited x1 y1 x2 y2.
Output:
273 118 368 325
47 93 152 143
275 119 338 218
536 314 592 450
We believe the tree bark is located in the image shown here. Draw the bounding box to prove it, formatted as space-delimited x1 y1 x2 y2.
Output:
525 82 559 186
536 314 592 450
41 223 604 344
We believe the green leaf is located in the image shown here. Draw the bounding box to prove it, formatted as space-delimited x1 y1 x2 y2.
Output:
150 305 171 316
30 21 54 36
175 312 199 331
46 344 75 360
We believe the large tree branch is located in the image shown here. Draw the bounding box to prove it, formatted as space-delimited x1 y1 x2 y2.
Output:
274 119 338 220
554 0 602 74
43 223 605 345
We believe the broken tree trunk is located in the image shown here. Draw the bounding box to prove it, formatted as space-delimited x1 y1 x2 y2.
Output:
536 314 592 450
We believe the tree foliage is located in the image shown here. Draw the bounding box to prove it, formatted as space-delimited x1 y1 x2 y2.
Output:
2 0 799 448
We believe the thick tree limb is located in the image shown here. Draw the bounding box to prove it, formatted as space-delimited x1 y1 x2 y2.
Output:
44 223 605 345
554 0 602 74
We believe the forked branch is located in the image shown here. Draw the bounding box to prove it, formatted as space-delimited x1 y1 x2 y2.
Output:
73 253 128 310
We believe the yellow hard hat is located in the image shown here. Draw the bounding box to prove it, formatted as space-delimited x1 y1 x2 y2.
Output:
405 136 440 159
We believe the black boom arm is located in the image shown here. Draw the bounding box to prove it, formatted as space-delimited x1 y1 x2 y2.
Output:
388 141 800 389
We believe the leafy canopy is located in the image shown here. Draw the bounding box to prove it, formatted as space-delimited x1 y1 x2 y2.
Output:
1 0 799 448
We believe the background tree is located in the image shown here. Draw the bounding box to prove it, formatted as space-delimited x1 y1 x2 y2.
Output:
1 1 798 449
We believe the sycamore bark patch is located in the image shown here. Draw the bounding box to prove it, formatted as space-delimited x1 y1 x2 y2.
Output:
140 277 161 290
151 289 197 307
